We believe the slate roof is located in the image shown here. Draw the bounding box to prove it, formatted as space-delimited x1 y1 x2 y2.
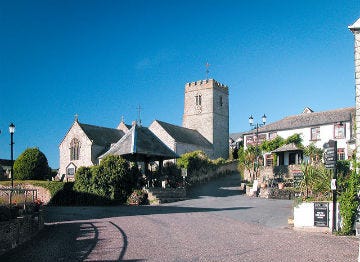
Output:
78 123 125 147
100 124 179 161
244 107 355 135
154 120 212 148
0 159 12 166
272 143 303 153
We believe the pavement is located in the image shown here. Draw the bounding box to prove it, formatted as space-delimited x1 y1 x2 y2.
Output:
1 173 358 261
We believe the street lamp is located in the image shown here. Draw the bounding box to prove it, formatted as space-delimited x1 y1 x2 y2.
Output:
9 123 15 189
248 114 267 180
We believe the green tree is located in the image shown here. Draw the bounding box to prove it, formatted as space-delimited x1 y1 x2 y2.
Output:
304 143 323 164
13 147 51 180
74 166 93 193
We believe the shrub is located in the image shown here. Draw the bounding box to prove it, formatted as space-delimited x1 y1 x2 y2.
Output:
338 161 360 235
13 148 51 180
73 155 142 204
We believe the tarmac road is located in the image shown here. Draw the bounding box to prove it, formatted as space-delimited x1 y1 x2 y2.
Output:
1 173 358 261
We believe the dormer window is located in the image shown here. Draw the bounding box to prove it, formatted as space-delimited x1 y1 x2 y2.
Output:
70 138 80 160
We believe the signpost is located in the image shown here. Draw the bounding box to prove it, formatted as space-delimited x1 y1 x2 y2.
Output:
323 140 337 232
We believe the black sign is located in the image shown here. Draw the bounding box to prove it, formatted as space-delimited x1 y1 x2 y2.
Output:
293 172 304 188
323 140 337 169
314 202 329 227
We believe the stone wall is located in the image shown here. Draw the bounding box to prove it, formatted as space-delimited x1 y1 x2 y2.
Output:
188 160 238 184
0 211 44 256
243 164 302 182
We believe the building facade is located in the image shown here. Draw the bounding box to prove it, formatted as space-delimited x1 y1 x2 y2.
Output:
182 79 229 159
349 18 360 161
59 79 230 180
240 107 355 165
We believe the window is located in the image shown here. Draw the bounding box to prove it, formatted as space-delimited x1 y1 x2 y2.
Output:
67 167 75 176
70 138 80 160
269 132 277 140
337 148 345 160
195 94 202 106
311 127 320 141
265 154 273 166
219 96 223 107
334 123 345 139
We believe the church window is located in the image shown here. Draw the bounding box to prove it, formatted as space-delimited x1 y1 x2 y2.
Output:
195 94 202 106
70 138 80 160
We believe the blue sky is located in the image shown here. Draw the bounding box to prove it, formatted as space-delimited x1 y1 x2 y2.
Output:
0 0 360 168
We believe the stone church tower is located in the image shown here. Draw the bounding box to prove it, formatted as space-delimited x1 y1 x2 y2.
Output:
182 79 229 159
349 18 360 161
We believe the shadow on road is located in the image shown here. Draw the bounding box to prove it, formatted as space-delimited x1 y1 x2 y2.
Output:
187 172 243 198
45 205 252 223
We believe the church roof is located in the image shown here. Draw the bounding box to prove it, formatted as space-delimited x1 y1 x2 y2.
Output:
244 107 354 135
153 120 212 148
78 122 125 147
99 124 179 161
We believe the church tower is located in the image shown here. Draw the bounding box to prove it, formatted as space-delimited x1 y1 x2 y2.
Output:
182 79 229 159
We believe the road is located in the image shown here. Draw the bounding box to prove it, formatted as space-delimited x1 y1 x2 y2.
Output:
1 173 358 261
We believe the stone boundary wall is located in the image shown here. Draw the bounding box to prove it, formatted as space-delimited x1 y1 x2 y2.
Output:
0 211 44 256
246 187 295 200
187 160 238 184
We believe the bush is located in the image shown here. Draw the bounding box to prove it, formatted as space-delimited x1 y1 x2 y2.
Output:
127 190 149 205
13 148 51 180
338 161 360 235
73 155 142 204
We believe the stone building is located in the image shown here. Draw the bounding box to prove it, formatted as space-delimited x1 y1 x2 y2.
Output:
182 79 229 159
349 18 360 161
59 79 230 180
58 119 125 179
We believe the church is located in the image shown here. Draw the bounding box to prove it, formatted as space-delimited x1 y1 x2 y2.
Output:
58 79 229 181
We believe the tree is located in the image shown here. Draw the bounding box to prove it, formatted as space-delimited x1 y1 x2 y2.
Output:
304 143 323 164
13 147 51 180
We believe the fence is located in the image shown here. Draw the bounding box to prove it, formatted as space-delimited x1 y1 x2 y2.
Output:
0 188 38 206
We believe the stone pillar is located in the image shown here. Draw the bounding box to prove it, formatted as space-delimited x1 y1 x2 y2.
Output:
349 18 360 161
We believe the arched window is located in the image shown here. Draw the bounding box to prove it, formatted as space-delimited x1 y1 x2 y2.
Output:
70 138 80 160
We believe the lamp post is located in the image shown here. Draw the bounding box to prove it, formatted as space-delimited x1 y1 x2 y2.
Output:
248 114 267 180
9 123 15 189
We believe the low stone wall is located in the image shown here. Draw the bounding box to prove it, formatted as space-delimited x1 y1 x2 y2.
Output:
0 211 44 255
146 188 187 204
259 187 295 200
188 161 238 184
246 187 295 200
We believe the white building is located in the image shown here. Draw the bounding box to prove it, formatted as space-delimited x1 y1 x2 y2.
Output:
233 107 355 167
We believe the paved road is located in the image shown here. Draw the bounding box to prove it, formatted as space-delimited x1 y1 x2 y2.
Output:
1 173 358 261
